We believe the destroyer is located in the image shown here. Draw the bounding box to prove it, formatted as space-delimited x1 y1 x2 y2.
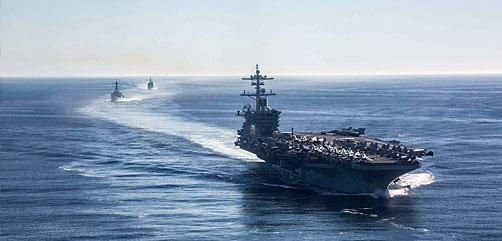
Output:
147 77 154 90
235 65 433 195
111 80 124 102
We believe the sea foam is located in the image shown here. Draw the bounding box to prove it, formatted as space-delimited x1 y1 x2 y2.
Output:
79 83 261 162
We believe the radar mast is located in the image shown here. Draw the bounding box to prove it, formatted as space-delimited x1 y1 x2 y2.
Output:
115 80 119 91
240 64 276 114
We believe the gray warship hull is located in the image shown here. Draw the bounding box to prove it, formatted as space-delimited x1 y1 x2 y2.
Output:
239 136 421 194
265 159 417 194
147 78 154 90
111 94 123 102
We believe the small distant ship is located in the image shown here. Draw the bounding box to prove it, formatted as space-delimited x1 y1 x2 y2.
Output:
147 77 154 90
235 65 433 195
111 80 124 102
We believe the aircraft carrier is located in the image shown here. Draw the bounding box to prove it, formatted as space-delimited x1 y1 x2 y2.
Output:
235 65 433 195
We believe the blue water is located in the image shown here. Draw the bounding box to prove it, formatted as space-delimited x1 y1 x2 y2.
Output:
1 75 501 240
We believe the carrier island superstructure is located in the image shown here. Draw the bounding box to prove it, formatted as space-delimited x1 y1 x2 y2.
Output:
235 65 433 195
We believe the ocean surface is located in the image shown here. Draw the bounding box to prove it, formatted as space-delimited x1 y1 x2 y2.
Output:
1 75 501 240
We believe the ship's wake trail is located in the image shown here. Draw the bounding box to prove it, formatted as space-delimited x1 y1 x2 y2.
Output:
79 85 261 162
113 84 166 102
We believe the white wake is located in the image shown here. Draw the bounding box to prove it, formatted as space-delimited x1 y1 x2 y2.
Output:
79 83 261 162
388 171 435 197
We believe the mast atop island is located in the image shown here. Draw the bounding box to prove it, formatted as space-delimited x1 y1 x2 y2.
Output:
237 65 280 137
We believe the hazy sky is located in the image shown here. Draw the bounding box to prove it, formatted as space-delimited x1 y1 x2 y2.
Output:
1 0 501 76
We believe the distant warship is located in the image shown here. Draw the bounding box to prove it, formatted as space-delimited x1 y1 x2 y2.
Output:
111 80 124 102
147 77 154 90
235 65 433 195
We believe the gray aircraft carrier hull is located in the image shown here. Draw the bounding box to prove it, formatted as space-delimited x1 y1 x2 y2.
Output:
264 159 419 194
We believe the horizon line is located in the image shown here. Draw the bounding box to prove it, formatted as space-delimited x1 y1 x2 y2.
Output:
2 72 502 78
